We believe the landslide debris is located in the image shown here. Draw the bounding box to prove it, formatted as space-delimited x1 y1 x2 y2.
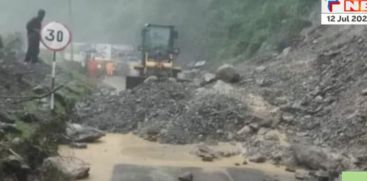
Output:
74 24 367 181
75 78 258 144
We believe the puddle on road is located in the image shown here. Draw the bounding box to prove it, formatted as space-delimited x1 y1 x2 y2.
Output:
59 134 295 181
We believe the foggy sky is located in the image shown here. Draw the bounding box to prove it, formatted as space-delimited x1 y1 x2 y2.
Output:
0 0 213 61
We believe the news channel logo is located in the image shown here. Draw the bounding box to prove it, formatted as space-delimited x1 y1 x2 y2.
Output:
342 172 367 181
322 0 367 25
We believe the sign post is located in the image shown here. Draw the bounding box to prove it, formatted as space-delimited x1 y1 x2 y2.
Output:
41 21 72 110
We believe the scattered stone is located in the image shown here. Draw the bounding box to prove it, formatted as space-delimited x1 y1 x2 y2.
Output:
69 142 88 149
295 170 309 180
259 119 273 128
257 128 269 135
274 97 288 105
314 95 324 103
242 160 248 165
20 113 40 123
271 151 283 164
256 78 266 86
264 130 280 141
249 123 260 132
178 172 193 181
215 64 240 83
177 70 200 81
32 85 48 94
227 133 234 140
272 115 282 128
0 122 19 134
235 163 241 166
11 137 22 145
202 155 215 162
291 144 329 170
203 73 216 83
212 80 234 95
66 123 105 143
285 166 296 172
314 170 329 181
237 125 252 135
281 113 295 123
42 156 90 180
0 112 15 124
195 144 218 162
168 77 177 82
3 155 28 172
144 76 158 83
255 66 266 72
249 154 266 163
361 88 367 96
193 60 207 68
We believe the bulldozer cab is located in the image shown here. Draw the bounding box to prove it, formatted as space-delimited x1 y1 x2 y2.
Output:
126 24 181 89
141 24 178 61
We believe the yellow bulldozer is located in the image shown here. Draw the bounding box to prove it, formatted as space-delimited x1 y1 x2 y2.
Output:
126 24 181 89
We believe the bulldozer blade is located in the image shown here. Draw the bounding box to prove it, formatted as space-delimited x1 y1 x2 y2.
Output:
126 76 146 89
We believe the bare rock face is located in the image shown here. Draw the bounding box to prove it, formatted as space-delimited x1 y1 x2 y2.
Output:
42 156 90 180
215 64 240 83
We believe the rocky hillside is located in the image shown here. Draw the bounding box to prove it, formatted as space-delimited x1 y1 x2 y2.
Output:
0 35 94 180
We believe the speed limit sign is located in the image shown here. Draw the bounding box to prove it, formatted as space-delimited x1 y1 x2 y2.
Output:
41 21 71 51
41 21 72 111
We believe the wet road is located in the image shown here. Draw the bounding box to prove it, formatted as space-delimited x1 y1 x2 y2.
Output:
59 134 297 181
112 164 289 181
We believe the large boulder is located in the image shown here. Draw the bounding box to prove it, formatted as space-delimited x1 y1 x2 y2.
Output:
2 155 30 180
42 156 90 180
291 144 330 170
66 123 105 143
215 64 240 83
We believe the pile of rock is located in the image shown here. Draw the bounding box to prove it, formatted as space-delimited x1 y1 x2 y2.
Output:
75 80 194 133
158 93 250 144
75 73 251 144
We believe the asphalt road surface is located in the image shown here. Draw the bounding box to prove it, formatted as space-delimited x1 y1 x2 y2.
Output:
60 134 298 181
111 164 291 181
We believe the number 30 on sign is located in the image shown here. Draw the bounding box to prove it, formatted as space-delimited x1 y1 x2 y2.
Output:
41 21 71 51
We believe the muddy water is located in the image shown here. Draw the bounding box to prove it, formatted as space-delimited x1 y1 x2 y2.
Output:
59 134 295 181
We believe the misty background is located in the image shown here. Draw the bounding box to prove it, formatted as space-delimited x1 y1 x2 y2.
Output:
0 0 317 64
0 0 213 62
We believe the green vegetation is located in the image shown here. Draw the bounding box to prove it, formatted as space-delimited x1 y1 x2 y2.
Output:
204 0 317 63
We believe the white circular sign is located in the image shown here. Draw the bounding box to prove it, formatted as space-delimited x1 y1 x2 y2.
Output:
41 21 72 51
